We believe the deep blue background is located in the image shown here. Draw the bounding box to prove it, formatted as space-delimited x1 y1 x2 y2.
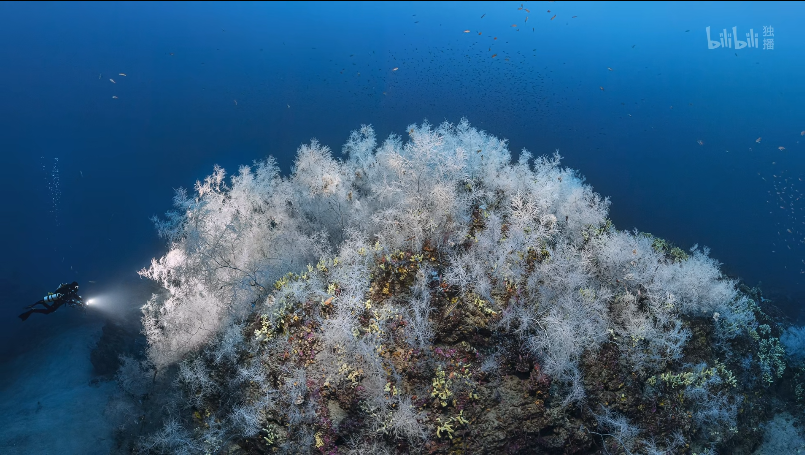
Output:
1 1 803 359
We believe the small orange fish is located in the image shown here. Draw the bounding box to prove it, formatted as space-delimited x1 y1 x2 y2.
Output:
801 130 804 136
464 30 470 33
525 8 530 13
491 54 497 58
392 67 398 71
551 14 557 20
756 137 762 143
494 37 497 40
779 146 786 151
478 32 482 35
697 140 704 145
512 24 517 27
525 17 528 22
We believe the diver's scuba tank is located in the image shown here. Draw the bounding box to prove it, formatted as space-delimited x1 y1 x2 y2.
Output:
43 292 62 303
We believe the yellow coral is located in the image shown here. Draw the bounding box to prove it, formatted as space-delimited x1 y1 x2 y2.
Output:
431 367 453 407
254 314 273 341
436 417 455 439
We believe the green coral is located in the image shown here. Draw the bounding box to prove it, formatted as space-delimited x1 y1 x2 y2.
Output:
644 233 689 262
758 337 787 385
648 361 737 389
261 424 279 445
582 218 614 242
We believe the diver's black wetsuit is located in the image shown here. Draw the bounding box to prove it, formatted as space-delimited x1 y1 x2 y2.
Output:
18 281 84 321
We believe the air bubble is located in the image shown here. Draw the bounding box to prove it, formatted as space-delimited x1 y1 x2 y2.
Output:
41 156 61 226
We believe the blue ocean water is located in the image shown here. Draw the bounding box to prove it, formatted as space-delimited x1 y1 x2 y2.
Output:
0 2 803 451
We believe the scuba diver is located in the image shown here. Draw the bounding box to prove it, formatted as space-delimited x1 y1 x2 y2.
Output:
18 281 85 321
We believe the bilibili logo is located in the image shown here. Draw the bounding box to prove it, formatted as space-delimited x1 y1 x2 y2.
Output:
706 26 775 50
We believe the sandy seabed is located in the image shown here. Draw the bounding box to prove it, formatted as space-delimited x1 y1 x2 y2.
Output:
0 320 115 454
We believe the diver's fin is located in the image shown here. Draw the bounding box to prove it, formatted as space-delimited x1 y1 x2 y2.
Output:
18 311 31 321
